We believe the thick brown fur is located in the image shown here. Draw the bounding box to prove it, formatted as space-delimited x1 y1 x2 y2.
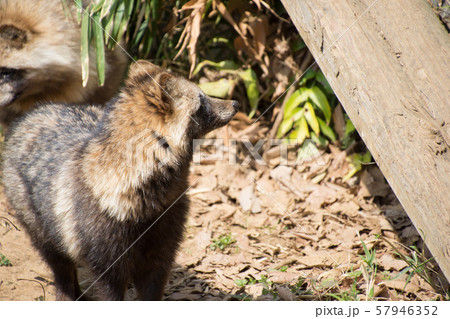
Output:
2 60 238 300
0 0 127 126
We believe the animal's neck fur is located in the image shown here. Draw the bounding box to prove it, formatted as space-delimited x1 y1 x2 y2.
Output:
80 100 192 222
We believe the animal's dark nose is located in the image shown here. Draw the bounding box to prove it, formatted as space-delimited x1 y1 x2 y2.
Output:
0 67 20 82
231 100 240 111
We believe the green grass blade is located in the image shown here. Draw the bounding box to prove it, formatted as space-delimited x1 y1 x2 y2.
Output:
74 0 83 23
91 0 105 13
81 10 91 87
100 0 115 19
92 12 106 86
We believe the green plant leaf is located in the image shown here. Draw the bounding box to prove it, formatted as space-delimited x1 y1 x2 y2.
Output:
111 1 125 41
81 10 91 87
299 69 316 86
345 118 356 136
239 68 259 118
193 60 238 76
100 0 115 19
91 0 105 13
342 152 371 182
315 70 334 95
92 12 106 86
310 132 328 147
304 102 320 136
292 107 304 122
317 117 336 142
283 87 309 120
290 116 309 144
198 79 233 98
277 118 294 138
309 86 332 124
74 0 83 22
292 37 306 52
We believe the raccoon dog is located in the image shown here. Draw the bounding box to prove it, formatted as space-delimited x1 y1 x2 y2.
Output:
0 0 127 126
2 61 239 300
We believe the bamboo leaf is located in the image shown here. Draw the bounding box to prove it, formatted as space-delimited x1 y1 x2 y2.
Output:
283 87 309 120
290 116 309 144
198 79 233 98
115 0 133 43
104 0 120 47
309 86 332 124
310 132 328 147
92 12 106 86
81 11 91 87
316 70 334 95
239 68 259 118
193 60 239 76
345 118 356 136
91 0 105 13
304 102 320 136
100 0 115 19
292 107 304 122
74 0 83 23
277 118 294 138
111 1 125 41
317 117 336 142
299 69 316 86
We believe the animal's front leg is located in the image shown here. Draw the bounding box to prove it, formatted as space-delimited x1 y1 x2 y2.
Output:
132 264 171 300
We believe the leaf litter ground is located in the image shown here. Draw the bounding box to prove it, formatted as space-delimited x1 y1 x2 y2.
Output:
0 122 448 301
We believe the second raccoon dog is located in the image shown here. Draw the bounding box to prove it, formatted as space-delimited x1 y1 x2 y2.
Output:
0 0 127 126
3 61 239 300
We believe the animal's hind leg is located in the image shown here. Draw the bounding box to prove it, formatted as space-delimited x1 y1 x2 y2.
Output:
40 246 83 301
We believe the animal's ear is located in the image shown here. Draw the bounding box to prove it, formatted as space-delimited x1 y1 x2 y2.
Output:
126 60 163 85
155 72 175 103
124 61 176 115
151 72 176 114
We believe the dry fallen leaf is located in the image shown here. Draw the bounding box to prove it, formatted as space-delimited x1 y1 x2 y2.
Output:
378 254 409 271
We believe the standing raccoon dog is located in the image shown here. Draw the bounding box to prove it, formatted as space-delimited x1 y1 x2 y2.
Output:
3 61 239 300
0 0 127 126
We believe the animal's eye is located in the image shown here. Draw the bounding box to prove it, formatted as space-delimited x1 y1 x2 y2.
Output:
199 94 209 111
0 25 28 48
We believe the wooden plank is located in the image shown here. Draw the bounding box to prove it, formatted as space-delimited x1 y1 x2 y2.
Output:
281 0 450 280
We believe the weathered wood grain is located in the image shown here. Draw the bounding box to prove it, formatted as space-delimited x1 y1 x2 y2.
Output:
281 0 450 280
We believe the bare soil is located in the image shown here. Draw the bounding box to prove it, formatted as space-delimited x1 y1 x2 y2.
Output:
0 125 448 301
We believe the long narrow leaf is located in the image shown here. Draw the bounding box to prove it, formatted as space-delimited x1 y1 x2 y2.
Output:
100 0 115 19
193 60 238 76
290 116 309 144
239 68 259 118
74 0 83 23
283 87 309 120
317 117 336 142
304 102 320 136
277 118 294 138
92 12 106 86
198 79 233 98
309 86 332 124
81 11 91 87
